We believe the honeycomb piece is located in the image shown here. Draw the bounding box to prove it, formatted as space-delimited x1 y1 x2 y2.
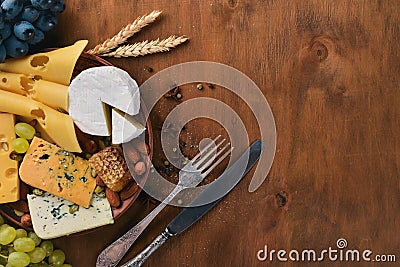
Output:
89 146 132 192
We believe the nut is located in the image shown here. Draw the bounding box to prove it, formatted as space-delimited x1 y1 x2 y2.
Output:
9 200 29 213
124 145 141 164
106 187 121 207
132 140 149 155
134 161 146 176
20 214 32 227
96 176 106 187
120 182 139 201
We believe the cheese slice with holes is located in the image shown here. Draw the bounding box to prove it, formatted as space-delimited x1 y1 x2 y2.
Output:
28 193 114 239
20 137 95 208
111 108 145 144
0 90 81 152
68 66 140 136
0 113 19 204
0 40 88 85
0 72 69 111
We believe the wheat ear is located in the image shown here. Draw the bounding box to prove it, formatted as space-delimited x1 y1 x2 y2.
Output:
101 35 189 58
87 10 162 55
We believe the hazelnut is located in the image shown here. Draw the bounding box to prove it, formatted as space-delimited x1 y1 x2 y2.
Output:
21 214 32 227
134 161 146 176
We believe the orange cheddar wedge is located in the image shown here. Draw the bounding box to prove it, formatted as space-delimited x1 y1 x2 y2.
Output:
19 137 95 208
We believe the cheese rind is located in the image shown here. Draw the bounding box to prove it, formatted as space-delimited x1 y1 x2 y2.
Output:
111 108 145 144
68 66 140 136
0 72 69 110
0 113 19 203
28 193 114 239
0 90 81 152
19 137 95 208
0 40 88 85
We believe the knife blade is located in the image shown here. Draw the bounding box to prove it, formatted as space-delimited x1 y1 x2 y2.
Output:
121 140 264 267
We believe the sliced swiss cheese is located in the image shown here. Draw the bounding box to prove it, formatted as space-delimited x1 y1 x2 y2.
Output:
68 66 140 136
0 40 88 85
0 72 69 111
28 193 114 239
0 113 19 203
19 137 95 208
0 90 81 152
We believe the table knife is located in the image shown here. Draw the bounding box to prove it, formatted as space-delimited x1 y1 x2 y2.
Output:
121 140 264 267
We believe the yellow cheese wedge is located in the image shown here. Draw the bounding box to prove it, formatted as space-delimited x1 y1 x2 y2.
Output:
0 113 19 204
0 40 88 85
0 72 68 111
20 137 96 208
0 90 81 152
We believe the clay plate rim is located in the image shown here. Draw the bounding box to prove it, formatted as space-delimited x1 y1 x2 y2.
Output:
0 51 153 234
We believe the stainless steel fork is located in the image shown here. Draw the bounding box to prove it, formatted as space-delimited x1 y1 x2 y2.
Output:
96 135 231 267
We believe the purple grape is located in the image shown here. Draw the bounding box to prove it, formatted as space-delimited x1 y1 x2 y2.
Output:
4 35 28 57
0 23 11 42
1 0 23 21
27 26 42 44
30 0 55 10
0 44 6 62
21 5 39 22
34 11 57 31
14 20 35 40
49 0 63 14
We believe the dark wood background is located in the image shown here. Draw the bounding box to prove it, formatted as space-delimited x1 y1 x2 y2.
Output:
47 1 399 266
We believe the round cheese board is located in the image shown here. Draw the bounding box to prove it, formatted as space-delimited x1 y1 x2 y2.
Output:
0 51 153 234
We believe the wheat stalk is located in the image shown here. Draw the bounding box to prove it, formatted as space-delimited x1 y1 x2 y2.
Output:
87 10 162 55
101 35 189 58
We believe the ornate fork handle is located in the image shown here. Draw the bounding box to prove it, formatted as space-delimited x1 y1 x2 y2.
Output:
121 229 174 267
96 185 183 267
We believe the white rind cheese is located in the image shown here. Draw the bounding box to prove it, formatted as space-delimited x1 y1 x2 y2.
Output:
68 66 141 136
27 193 114 239
112 108 145 144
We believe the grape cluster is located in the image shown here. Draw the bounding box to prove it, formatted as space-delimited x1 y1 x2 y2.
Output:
0 215 72 267
0 0 65 61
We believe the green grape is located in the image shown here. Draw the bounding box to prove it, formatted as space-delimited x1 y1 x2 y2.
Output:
11 138 30 154
14 123 36 140
8 251 31 267
48 249 65 267
0 225 16 245
15 229 28 239
13 237 35 252
0 224 10 231
27 247 46 263
0 215 4 226
27 232 41 247
39 240 53 256
61 264 72 267
28 263 49 267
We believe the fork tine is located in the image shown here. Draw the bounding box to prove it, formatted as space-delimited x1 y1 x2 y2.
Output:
202 147 233 177
190 135 222 163
193 138 226 168
198 142 230 172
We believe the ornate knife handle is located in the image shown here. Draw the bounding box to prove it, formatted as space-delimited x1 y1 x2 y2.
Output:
121 229 173 267
96 186 182 267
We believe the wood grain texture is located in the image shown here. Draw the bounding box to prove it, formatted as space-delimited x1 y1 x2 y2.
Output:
46 1 400 266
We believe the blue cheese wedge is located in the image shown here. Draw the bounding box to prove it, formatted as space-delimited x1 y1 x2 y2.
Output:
27 193 114 239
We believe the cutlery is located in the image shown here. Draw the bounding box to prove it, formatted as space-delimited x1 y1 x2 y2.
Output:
121 140 263 267
97 135 232 267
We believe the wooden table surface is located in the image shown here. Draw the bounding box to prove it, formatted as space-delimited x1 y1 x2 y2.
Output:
45 1 399 266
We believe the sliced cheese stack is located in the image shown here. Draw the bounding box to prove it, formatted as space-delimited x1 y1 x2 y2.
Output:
28 193 114 239
19 137 96 208
0 113 19 203
0 40 89 152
